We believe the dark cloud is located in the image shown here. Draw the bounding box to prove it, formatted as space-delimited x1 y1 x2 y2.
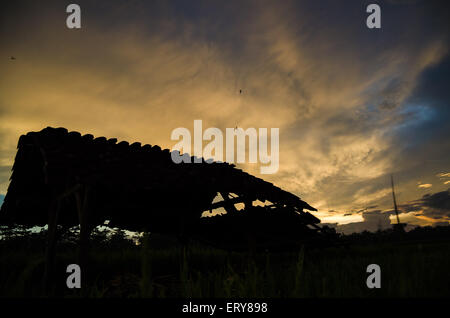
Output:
422 190 450 211
390 55 450 171
386 0 421 4
433 221 449 227
397 189 450 219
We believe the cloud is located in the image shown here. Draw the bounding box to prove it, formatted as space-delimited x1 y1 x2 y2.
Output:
397 189 450 220
0 165 12 195
323 188 450 232
420 189 450 218
418 183 432 189
433 221 449 227
323 210 393 234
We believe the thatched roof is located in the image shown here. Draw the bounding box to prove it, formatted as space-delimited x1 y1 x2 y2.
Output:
0 127 319 235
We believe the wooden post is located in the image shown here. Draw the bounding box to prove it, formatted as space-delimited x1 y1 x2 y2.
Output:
75 185 91 293
220 192 239 214
43 197 61 294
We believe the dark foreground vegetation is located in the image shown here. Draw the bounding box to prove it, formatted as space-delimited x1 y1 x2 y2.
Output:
0 225 449 298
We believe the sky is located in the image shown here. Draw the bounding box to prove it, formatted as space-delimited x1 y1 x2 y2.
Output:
0 0 449 233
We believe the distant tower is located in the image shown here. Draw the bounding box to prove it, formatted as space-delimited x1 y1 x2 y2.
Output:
391 174 405 232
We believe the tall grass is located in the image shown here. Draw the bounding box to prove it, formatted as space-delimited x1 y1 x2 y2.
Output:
1 236 449 297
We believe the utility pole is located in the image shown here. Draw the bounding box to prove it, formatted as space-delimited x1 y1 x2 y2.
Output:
391 174 401 225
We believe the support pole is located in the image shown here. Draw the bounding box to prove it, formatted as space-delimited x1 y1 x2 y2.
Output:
220 192 239 214
43 196 61 294
75 185 91 293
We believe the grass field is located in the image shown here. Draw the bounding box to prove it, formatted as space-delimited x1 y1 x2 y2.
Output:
1 227 449 298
